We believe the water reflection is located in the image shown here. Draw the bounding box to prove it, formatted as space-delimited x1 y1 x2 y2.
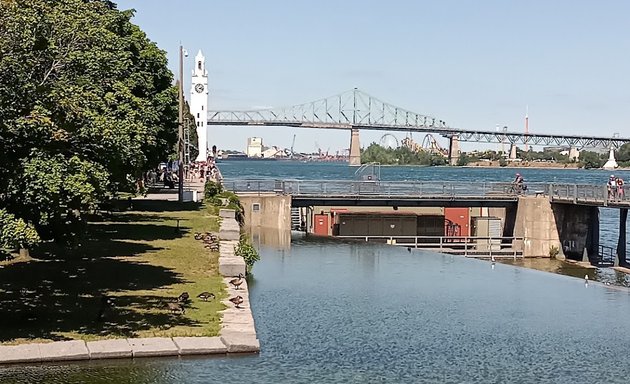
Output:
246 225 291 250
499 257 630 287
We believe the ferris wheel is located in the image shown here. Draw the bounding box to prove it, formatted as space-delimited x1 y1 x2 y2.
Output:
379 134 399 149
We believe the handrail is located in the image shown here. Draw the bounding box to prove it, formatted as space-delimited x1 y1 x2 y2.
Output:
224 179 548 197
336 235 524 258
224 179 630 206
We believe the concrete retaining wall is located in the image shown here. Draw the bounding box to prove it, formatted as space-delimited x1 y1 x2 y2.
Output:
0 337 234 364
512 196 600 260
217 209 260 353
238 193 291 230
513 196 563 258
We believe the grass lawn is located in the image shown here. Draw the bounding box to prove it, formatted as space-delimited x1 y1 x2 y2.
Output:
0 200 226 344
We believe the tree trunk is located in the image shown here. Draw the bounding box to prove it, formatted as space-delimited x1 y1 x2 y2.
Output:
19 248 29 259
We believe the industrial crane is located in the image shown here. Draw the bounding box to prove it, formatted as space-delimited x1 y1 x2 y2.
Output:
290 134 296 158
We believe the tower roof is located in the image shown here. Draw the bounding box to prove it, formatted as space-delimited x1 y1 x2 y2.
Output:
196 49 204 59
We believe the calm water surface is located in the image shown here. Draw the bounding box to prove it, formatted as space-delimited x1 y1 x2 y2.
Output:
3 237 630 383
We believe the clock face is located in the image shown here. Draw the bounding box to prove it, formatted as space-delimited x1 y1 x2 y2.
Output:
195 84 205 93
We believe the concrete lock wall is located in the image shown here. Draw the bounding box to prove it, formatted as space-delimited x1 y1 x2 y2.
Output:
513 196 563 258
238 193 291 231
512 196 599 259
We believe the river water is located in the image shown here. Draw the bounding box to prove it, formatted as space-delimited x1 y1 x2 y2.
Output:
1 162 629 383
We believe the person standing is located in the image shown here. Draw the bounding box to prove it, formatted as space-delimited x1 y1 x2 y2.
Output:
616 177 625 201
608 175 617 200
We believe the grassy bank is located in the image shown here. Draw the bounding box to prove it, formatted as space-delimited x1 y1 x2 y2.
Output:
0 201 225 344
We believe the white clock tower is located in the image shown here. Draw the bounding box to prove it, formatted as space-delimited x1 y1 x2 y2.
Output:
190 50 209 162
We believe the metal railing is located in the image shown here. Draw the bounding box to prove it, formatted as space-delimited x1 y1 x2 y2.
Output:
549 184 629 205
597 245 617 266
225 179 630 206
224 179 549 199
336 235 524 258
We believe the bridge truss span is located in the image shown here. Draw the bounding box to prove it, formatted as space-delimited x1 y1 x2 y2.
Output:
207 89 630 149
208 88 448 130
457 131 629 149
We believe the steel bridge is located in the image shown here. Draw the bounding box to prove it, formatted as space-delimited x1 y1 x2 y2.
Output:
207 88 630 165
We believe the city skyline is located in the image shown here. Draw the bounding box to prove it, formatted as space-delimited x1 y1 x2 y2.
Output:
116 0 630 153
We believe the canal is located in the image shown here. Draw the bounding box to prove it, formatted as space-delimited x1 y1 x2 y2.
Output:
3 236 630 383
1 162 629 382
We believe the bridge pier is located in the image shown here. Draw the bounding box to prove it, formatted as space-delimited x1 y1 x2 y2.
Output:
509 144 517 160
618 208 628 267
349 128 361 167
513 197 562 258
568 146 580 161
448 135 460 165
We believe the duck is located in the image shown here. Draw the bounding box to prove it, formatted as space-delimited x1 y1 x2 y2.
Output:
166 302 185 314
229 273 245 290
178 292 190 303
229 295 244 308
96 295 114 322
197 292 215 301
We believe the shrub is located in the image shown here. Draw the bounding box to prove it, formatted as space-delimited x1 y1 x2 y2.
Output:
204 180 223 200
549 245 560 259
0 209 40 251
235 234 259 272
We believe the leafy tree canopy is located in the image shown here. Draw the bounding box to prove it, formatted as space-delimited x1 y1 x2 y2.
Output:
0 0 178 247
361 143 446 166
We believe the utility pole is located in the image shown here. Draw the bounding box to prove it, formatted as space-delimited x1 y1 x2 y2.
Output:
178 44 185 202
184 117 191 166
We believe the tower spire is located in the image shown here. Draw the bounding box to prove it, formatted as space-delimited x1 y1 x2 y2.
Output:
524 105 529 152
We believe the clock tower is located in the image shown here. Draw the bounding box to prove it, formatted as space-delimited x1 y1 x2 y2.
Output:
190 50 209 162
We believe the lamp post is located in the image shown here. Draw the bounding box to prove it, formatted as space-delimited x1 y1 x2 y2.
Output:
178 44 185 202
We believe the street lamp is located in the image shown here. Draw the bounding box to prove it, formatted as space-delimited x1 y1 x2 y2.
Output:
177 44 187 202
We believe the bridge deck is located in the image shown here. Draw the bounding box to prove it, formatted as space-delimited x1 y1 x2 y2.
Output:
225 179 630 208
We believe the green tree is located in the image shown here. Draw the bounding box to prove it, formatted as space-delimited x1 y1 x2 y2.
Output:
0 0 178 246
457 153 470 166
0 209 40 253
360 143 446 166
579 151 604 169
616 143 630 166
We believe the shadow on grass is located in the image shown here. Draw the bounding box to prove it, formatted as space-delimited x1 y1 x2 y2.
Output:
90 223 189 242
0 207 202 342
131 200 202 212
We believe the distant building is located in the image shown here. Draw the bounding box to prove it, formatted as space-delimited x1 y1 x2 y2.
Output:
261 147 281 158
247 137 263 157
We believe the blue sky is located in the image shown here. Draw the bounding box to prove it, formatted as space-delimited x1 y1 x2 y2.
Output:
116 0 630 153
